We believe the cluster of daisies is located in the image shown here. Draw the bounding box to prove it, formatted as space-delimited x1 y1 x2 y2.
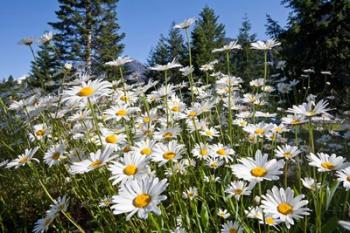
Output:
2 18 350 233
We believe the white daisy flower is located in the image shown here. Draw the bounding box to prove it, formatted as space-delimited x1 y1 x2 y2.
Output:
281 114 306 125
336 167 350 190
261 186 309 229
105 104 140 122
30 123 48 141
105 56 133 67
191 143 210 160
217 208 230 219
206 157 224 170
132 139 157 157
307 152 346 172
62 79 112 105
243 123 274 138
44 144 66 167
251 39 281 50
99 128 126 150
33 215 55 233
70 147 116 174
152 141 185 166
212 40 241 53
274 145 301 161
301 177 320 191
339 220 350 230
221 220 243 233
7 147 39 169
287 99 332 118
182 187 198 200
209 143 235 162
108 152 149 185
111 175 168 220
174 17 196 29
225 180 255 200
231 150 284 183
149 58 182 72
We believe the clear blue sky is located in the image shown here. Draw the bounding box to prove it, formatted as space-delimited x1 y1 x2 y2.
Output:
0 0 290 80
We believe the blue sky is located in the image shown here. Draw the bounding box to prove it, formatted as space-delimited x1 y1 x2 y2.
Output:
0 0 290 80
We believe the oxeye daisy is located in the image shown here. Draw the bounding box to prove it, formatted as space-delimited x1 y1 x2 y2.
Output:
192 143 210 160
99 128 126 150
105 104 140 122
287 99 332 118
206 157 224 170
221 220 243 233
243 123 274 138
225 180 255 200
217 208 230 219
108 152 149 185
44 144 66 167
301 177 320 191
182 187 198 200
200 127 219 139
261 186 310 229
7 147 39 169
174 17 196 29
111 175 168 220
155 127 181 141
30 123 48 141
62 79 112 105
307 152 346 172
281 114 306 125
132 139 156 157
231 150 284 182
70 147 116 174
33 215 55 233
251 39 281 50
336 167 350 190
152 141 185 166
209 143 235 162
339 220 350 230
274 145 301 161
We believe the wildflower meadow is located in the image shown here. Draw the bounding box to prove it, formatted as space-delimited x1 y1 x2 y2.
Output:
1 1 350 233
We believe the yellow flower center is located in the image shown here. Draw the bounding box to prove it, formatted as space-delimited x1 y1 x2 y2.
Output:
171 106 180 112
321 161 334 170
123 146 131 153
120 95 128 102
265 217 275 225
143 117 151 123
255 128 265 135
163 151 176 160
291 119 300 125
205 130 213 136
188 111 197 117
35 129 45 137
115 109 127 117
133 193 151 208
105 134 118 144
277 202 293 215
200 149 208 156
305 111 316 117
123 164 138 176
216 149 226 156
234 189 243 195
162 132 173 139
140 147 152 156
275 127 282 133
18 156 29 164
283 152 292 158
77 86 95 97
250 167 267 177
51 152 61 160
347 176 350 182
89 160 103 169
229 229 237 233
210 162 218 169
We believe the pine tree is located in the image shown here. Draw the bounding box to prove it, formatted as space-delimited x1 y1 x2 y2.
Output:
166 22 187 65
191 6 226 74
29 41 60 89
235 15 260 81
266 0 350 102
146 34 169 80
49 0 124 74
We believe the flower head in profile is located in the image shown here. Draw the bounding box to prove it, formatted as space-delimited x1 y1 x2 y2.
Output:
251 39 281 50
7 147 39 169
339 220 350 230
174 17 196 29
225 180 255 200
301 177 320 191
182 187 198 200
111 175 168 220
231 150 284 183
336 167 350 190
274 145 301 161
149 58 182 72
261 186 309 229
287 99 332 118
212 40 241 53
307 152 346 172
105 56 133 67
70 147 116 174
40 32 53 44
